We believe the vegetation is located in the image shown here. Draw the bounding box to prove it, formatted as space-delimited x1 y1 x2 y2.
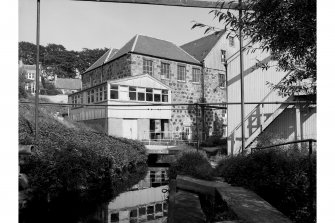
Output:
19 41 108 79
215 147 316 223
193 0 316 96
19 101 148 223
169 149 214 180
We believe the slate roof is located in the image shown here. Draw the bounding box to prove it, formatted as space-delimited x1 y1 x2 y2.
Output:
85 48 119 73
180 31 225 62
83 35 201 75
54 78 82 90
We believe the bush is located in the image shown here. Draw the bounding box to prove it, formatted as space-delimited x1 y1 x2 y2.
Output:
215 148 316 223
169 149 214 180
19 102 148 223
201 136 227 147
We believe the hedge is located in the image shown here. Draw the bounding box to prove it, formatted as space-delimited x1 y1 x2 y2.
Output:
215 148 316 223
19 102 148 223
169 149 214 180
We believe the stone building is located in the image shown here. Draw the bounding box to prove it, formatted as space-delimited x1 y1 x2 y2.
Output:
69 33 228 143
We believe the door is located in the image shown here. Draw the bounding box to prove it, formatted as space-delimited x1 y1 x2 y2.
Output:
123 119 138 139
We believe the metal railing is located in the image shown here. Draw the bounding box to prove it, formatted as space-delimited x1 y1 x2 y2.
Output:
251 139 316 220
142 131 197 146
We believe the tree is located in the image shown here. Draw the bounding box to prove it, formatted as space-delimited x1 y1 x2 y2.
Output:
19 67 28 99
193 0 316 96
19 42 109 79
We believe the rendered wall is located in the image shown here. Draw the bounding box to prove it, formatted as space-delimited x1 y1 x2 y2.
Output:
108 118 123 137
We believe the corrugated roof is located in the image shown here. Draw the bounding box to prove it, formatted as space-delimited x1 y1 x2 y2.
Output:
85 48 118 73
55 78 82 90
180 31 225 62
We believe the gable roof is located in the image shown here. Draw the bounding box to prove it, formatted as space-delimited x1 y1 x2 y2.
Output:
55 78 82 90
85 48 119 73
180 31 225 62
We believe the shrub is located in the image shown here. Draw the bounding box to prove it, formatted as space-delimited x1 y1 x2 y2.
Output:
201 136 227 147
215 148 316 223
19 102 148 223
169 149 214 180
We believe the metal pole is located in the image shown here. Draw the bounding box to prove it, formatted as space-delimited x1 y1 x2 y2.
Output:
35 0 41 142
196 104 199 152
239 0 245 152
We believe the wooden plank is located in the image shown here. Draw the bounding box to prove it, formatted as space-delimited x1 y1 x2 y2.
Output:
167 179 176 223
74 0 244 9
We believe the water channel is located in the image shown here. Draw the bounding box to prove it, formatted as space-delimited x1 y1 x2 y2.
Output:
106 162 170 223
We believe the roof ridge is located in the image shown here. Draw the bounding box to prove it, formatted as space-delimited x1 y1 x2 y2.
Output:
104 48 113 63
131 34 139 52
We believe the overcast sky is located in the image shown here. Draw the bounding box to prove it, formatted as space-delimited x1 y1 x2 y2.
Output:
19 0 223 51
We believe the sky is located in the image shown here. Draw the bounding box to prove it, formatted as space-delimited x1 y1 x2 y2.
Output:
19 0 223 51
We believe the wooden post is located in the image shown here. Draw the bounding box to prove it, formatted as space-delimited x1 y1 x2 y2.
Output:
168 179 177 223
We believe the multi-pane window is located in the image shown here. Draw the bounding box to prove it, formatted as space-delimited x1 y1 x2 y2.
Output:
219 73 226 88
229 36 235 47
99 87 103 101
161 63 170 79
110 85 118 99
177 65 186 81
153 89 161 102
162 90 169 102
103 86 107 100
146 88 153 101
192 68 200 83
221 50 226 63
87 91 91 103
143 59 153 75
138 88 145 101
90 89 95 103
129 86 137 101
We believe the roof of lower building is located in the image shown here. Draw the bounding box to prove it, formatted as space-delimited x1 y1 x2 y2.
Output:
180 31 225 62
54 78 82 90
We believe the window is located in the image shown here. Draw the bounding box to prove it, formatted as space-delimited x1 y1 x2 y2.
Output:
103 86 107 100
162 90 168 102
129 86 137 101
153 89 161 102
110 85 118 99
229 36 235 47
221 50 226 63
161 63 170 79
146 88 153 101
177 65 186 81
219 73 226 88
95 88 99 102
99 87 103 101
143 59 153 75
192 68 200 83
87 91 91 103
137 87 145 101
90 89 95 103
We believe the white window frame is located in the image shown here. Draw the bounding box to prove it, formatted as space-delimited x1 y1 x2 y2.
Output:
177 65 186 82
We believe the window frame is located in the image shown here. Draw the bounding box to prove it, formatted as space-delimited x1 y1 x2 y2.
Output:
177 65 186 82
219 73 226 88
192 68 200 83
161 62 170 79
143 59 153 76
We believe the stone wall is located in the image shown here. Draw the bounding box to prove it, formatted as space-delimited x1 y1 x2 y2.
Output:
81 53 227 140
130 54 226 140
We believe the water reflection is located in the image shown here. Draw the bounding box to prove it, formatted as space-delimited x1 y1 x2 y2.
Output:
108 167 169 223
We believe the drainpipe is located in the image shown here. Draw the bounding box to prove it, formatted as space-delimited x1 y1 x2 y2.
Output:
201 60 206 142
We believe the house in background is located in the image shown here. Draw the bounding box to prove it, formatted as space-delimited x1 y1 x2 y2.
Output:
54 75 82 95
69 34 227 144
19 60 42 94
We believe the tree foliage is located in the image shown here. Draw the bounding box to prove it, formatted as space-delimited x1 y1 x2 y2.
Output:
193 0 316 96
19 41 108 79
